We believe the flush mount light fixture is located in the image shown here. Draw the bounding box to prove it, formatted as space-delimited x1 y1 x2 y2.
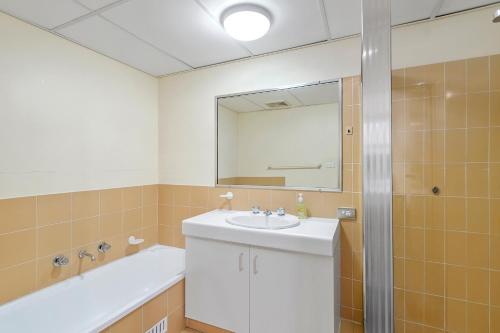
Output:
221 5 271 41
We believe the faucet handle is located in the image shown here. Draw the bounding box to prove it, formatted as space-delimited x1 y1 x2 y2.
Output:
263 209 272 216
251 206 260 214
276 207 286 216
97 241 112 253
53 255 69 267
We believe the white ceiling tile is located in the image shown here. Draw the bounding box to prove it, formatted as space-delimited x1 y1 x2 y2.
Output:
76 0 119 10
324 0 361 39
100 0 251 67
198 0 329 55
391 0 437 25
57 15 190 76
219 96 262 113
289 82 339 106
0 0 89 29
439 0 498 15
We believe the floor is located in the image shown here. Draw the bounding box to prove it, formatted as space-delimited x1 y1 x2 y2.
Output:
180 319 364 333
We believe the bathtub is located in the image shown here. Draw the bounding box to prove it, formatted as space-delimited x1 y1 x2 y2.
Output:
0 245 185 333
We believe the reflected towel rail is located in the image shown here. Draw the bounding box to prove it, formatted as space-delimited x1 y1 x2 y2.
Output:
267 164 322 170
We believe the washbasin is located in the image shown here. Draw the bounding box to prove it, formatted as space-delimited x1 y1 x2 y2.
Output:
226 212 300 229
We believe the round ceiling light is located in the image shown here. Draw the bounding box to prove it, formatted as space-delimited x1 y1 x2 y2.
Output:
222 5 271 41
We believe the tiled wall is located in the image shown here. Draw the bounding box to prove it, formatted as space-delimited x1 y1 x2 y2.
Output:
392 54 500 332
0 185 159 304
157 75 364 331
102 279 185 333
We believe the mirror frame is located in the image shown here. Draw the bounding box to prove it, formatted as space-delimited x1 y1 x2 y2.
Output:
215 78 343 192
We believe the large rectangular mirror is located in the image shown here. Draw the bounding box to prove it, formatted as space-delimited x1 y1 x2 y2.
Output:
216 80 342 191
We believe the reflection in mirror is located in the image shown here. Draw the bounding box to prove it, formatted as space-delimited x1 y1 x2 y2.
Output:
217 80 342 191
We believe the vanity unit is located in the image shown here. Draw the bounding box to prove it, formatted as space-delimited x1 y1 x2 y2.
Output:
183 210 340 333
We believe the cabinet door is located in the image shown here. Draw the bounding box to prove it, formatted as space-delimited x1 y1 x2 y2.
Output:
185 237 250 333
250 247 335 333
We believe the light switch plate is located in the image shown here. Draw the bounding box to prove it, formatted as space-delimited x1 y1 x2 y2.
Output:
337 207 356 220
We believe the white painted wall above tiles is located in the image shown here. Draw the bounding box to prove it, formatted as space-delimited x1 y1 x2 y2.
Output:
0 13 159 199
158 6 500 186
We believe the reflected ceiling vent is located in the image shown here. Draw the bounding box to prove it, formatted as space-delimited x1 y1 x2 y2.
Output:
265 101 290 108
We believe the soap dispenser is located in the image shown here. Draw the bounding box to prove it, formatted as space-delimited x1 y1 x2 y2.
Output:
296 193 307 219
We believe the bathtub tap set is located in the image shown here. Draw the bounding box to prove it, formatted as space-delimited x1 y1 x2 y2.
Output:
52 241 112 267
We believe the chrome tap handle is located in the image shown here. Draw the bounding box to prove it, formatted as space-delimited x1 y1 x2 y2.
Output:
263 209 272 216
276 207 286 216
53 255 69 267
78 250 96 261
251 206 261 214
97 241 112 253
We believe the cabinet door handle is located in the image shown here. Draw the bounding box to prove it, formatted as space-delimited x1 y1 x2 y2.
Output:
253 255 258 275
239 253 244 272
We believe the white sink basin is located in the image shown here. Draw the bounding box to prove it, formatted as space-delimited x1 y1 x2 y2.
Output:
226 213 300 229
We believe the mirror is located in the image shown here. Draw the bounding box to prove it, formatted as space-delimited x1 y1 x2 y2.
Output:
216 80 342 191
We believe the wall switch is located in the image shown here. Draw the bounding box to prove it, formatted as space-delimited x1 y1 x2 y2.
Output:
337 207 356 220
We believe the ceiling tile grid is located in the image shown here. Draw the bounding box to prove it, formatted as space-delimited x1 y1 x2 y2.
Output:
0 0 498 76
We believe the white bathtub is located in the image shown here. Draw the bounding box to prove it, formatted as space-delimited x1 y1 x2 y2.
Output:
0 245 185 333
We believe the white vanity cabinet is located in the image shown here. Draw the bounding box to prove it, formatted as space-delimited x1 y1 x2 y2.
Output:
183 210 340 333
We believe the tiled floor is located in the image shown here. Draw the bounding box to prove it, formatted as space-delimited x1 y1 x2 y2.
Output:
181 320 363 333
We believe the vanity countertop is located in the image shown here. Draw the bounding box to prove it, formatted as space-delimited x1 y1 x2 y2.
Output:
182 210 340 257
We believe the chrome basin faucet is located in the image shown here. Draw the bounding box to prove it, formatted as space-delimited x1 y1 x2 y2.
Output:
263 209 272 216
78 250 96 262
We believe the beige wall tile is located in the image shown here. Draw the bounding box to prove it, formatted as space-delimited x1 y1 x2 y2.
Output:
445 197 466 231
38 222 71 257
0 229 36 269
445 298 466 333
466 233 489 268
425 262 444 296
123 209 141 233
446 265 466 299
445 164 466 196
72 216 99 248
425 229 444 262
100 213 122 239
467 268 489 304
143 291 167 330
0 196 36 234
445 232 467 265
190 186 209 208
423 295 444 328
466 163 489 197
142 205 158 227
467 57 489 93
492 271 500 306
467 302 489 333
405 195 425 228
142 185 158 206
492 164 500 198
445 94 467 129
72 191 99 220
467 198 489 233
405 259 425 292
492 54 500 91
37 194 71 227
168 306 185 333
445 129 466 162
158 185 174 206
0 261 36 304
405 228 425 260
468 92 490 128
492 91 500 127
105 307 142 333
492 306 500 333
100 189 122 214
445 60 466 95
173 185 191 206
167 280 185 314
405 291 424 323
123 187 141 210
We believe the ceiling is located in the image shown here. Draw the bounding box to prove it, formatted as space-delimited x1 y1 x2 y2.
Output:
219 81 340 112
0 0 498 76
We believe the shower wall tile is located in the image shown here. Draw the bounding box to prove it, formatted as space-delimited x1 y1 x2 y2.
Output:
393 53 499 332
0 184 159 304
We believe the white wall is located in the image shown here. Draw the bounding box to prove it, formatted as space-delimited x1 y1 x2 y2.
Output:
234 104 340 189
0 13 159 199
217 106 239 179
159 6 500 186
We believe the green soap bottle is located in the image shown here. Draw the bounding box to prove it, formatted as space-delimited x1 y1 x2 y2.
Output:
296 193 307 219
